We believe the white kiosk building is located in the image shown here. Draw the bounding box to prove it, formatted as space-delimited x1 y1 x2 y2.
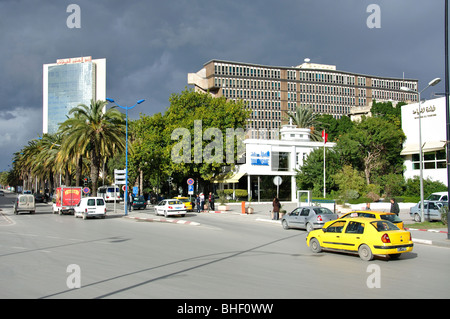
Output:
229 125 335 202
401 97 447 186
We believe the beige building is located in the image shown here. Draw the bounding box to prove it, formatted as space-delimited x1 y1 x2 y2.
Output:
188 59 418 136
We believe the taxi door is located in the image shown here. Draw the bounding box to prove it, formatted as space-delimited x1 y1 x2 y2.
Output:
320 220 347 250
338 220 366 252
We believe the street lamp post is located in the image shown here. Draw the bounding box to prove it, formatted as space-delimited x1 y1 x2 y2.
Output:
106 98 145 215
401 78 441 222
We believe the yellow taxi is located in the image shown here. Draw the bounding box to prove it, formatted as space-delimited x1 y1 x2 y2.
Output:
306 217 413 261
340 211 404 229
173 196 193 211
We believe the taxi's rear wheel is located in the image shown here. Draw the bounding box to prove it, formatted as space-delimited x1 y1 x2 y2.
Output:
358 244 373 261
309 238 322 253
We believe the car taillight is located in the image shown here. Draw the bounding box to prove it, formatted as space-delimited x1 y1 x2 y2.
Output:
381 233 391 243
317 215 323 222
168 206 173 209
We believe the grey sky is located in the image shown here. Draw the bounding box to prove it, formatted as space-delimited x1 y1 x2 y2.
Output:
0 0 446 171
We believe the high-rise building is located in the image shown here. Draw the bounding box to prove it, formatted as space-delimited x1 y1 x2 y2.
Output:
188 59 418 138
43 56 106 134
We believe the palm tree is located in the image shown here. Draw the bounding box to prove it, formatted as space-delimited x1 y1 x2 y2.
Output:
284 105 323 141
59 99 126 196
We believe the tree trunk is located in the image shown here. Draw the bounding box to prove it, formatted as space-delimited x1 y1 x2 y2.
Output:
90 150 100 196
75 155 83 186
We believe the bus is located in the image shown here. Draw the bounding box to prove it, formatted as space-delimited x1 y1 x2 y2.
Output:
97 185 122 202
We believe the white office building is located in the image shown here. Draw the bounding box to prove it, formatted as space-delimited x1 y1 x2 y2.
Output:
401 97 447 186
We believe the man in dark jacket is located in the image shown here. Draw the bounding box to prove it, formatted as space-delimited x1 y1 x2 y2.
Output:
390 198 400 216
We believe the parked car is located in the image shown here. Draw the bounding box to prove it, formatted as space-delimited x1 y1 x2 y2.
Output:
281 206 338 232
173 196 193 211
154 199 187 217
306 217 414 261
131 195 147 210
340 211 404 229
409 201 448 222
74 197 106 219
13 194 36 214
34 193 46 203
0 190 4 196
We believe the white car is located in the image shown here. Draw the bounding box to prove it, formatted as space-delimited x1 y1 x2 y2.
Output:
154 199 187 217
75 197 106 219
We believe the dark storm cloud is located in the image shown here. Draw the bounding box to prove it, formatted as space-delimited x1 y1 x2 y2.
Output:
0 0 446 170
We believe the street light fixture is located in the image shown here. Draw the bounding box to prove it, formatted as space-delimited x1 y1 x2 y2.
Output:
401 77 441 222
106 98 145 215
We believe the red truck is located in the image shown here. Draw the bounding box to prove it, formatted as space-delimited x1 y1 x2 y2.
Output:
52 187 82 215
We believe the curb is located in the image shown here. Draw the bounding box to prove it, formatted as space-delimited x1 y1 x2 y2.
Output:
405 227 448 234
124 215 200 226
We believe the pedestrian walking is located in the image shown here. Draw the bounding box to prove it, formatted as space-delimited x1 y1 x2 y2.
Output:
209 192 215 211
127 192 133 212
200 193 205 211
272 197 281 220
196 195 201 213
390 198 399 216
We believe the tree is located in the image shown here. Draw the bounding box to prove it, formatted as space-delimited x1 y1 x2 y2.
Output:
337 116 405 185
333 165 366 202
284 105 323 141
370 99 405 128
315 114 353 142
295 147 341 197
163 88 250 184
58 99 126 196
129 112 166 195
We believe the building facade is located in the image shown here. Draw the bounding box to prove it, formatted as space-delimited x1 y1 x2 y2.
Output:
188 59 418 137
401 97 448 186
43 56 106 134
222 124 336 202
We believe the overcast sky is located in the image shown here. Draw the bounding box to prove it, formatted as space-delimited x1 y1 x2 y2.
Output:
0 0 446 171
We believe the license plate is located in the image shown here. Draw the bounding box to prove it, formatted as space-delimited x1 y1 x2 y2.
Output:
397 247 407 252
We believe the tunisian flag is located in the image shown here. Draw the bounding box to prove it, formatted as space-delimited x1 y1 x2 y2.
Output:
322 130 328 143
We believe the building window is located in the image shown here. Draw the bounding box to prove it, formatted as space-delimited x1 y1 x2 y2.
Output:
412 150 446 170
272 152 290 171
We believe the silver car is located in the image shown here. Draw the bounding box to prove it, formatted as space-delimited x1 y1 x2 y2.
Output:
282 206 338 232
409 200 448 222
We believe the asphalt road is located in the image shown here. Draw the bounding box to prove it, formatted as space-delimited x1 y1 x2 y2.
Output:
1 192 449 299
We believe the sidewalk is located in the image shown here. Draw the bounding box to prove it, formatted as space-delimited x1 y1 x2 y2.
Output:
118 201 450 248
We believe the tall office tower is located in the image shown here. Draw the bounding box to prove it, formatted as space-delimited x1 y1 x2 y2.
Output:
188 59 418 138
43 56 106 134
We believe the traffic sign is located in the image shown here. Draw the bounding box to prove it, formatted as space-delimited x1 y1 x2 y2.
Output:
273 176 282 186
188 184 194 195
114 169 126 185
83 187 90 194
187 178 194 185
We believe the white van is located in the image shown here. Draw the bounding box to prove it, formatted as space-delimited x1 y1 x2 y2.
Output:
97 185 122 202
426 192 448 202
75 197 107 219
14 194 36 214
